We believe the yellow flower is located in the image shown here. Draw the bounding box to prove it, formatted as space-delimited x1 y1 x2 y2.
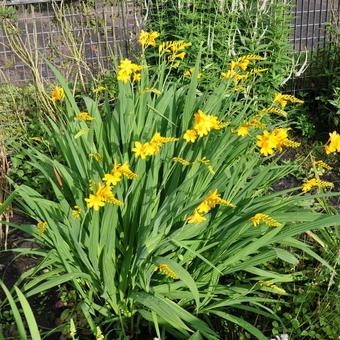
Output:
273 93 304 108
103 172 122 186
251 213 282 227
324 131 340 154
193 110 215 136
37 221 47 236
117 70 131 83
159 40 192 54
150 132 179 146
313 160 333 171
246 118 266 129
159 40 191 64
209 115 224 130
187 210 207 224
249 68 269 75
230 60 238 70
262 107 287 118
283 140 301 148
31 137 44 143
139 30 149 47
272 128 289 151
150 133 163 146
204 190 222 209
256 130 279 156
191 110 228 137
255 128 299 152
71 205 82 219
187 190 235 224
183 68 191 77
274 94 288 108
157 264 178 279
223 55 265 81
221 70 236 80
85 194 105 211
132 141 149 159
96 183 123 206
119 58 135 73
75 112 94 121
237 126 249 137
196 201 211 214
229 57 250 71
302 178 333 193
103 162 137 185
119 162 138 179
219 198 236 208
174 52 186 60
117 58 143 83
184 67 202 79
93 183 110 201
131 64 144 73
256 127 299 156
188 110 225 139
168 52 186 62
133 73 141 82
229 55 264 71
132 133 178 159
149 31 160 44
93 86 107 93
183 129 197 143
51 86 64 102
302 178 318 193
144 142 160 156
172 157 191 166
237 59 250 71
251 214 263 226
139 30 159 48
103 190 123 206
258 280 286 295
199 190 235 213
233 73 248 82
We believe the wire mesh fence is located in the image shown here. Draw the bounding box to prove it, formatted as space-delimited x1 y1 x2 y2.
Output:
0 0 339 87
290 0 339 51
289 0 340 92
0 0 141 84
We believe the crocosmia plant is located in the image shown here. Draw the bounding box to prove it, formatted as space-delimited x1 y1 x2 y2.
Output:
5 32 338 339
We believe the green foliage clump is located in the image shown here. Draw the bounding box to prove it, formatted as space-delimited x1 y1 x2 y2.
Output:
148 0 293 94
1 42 338 339
0 2 338 339
0 5 17 20
0 85 48 189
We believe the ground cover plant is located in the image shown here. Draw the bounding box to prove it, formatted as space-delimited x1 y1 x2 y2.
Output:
0 84 50 193
0 30 339 339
